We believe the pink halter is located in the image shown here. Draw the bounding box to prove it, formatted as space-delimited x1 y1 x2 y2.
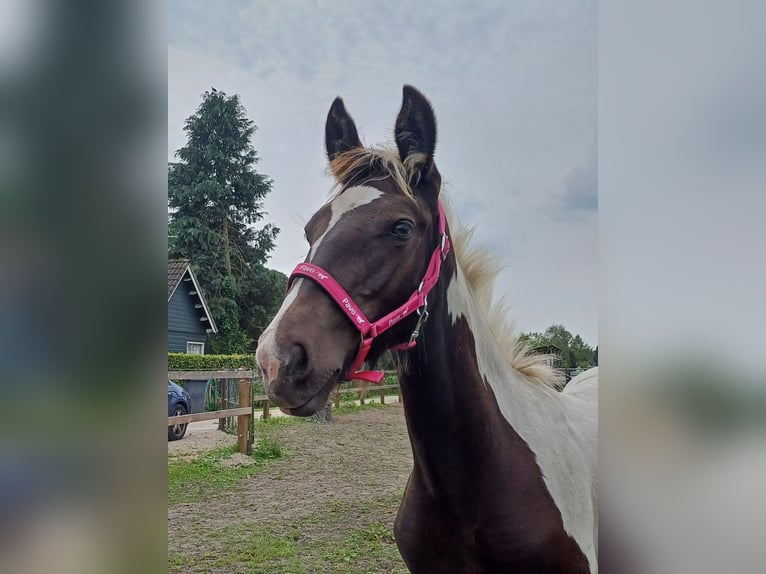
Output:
287 202 450 383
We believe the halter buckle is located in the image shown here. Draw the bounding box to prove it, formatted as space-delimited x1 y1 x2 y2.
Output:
408 299 430 345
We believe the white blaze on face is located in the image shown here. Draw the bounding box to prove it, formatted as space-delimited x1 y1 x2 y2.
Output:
446 266 599 572
309 186 384 261
256 278 304 385
257 186 383 386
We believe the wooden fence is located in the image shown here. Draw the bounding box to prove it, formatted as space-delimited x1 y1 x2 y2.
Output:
332 381 401 408
167 370 401 454
168 370 256 454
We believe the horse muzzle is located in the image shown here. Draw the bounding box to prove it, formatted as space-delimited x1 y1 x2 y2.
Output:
256 332 340 416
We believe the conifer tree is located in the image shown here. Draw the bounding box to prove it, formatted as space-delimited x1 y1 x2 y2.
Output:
169 89 282 352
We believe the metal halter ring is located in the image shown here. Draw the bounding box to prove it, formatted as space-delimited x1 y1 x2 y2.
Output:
409 306 430 345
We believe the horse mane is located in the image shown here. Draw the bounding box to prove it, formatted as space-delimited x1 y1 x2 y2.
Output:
328 146 426 199
329 146 564 389
444 201 564 389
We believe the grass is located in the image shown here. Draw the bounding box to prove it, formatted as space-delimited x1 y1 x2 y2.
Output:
333 401 388 415
169 523 302 573
168 439 287 505
318 521 405 573
168 493 408 574
208 529 300 570
251 435 284 460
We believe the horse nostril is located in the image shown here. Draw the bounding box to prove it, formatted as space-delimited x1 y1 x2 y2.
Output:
289 343 309 373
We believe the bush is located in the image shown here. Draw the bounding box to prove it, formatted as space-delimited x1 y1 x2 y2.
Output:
168 353 258 371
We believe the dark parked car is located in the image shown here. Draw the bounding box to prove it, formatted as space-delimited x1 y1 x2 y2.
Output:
168 380 191 441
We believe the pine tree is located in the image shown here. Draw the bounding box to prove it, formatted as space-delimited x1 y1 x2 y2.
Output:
169 89 281 353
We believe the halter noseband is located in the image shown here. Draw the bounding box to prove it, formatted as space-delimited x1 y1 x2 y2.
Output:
286 202 450 384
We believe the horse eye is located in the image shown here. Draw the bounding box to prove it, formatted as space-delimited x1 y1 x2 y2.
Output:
391 220 413 239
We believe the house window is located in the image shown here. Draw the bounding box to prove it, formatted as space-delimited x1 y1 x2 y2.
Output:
187 342 205 355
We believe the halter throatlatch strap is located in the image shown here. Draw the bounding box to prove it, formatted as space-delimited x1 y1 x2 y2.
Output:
287 201 451 383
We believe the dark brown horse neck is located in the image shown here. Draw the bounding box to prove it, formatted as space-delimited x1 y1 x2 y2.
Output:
394 257 528 501
392 254 593 573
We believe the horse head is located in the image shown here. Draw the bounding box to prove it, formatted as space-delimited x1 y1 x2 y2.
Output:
256 86 446 415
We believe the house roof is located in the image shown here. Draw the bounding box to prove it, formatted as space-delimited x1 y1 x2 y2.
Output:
168 259 218 333
168 259 188 299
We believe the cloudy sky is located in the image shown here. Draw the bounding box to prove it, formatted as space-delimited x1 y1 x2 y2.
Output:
168 0 597 346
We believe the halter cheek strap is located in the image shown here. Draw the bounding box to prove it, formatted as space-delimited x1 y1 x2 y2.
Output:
286 202 451 384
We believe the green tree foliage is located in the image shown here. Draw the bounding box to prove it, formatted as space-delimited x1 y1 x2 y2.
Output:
239 266 287 343
169 89 284 352
519 324 596 369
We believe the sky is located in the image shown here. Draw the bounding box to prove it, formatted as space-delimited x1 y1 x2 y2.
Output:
168 0 597 347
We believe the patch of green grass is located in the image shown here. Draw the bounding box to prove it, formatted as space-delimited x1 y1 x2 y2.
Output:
314 520 407 574
333 401 387 415
252 435 284 460
212 529 299 570
170 493 407 573
168 441 287 505
294 494 405 573
167 554 190 572
170 523 302 574
353 521 396 544
317 520 404 573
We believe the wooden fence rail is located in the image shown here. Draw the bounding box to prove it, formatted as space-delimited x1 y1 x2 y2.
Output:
168 373 254 454
167 407 251 425
168 370 401 453
332 384 401 407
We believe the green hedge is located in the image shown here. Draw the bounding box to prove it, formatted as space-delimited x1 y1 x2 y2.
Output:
168 353 258 371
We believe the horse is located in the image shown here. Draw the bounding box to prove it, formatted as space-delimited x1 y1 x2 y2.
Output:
256 85 598 573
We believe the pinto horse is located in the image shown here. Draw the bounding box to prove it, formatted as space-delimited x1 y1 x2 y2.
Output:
256 86 598 573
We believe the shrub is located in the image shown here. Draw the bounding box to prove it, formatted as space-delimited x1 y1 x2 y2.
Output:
168 353 258 371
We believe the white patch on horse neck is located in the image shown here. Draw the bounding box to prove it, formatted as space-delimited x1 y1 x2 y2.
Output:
446 266 599 572
256 278 304 385
308 185 383 261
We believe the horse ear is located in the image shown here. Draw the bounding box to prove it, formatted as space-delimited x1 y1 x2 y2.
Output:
325 97 362 161
395 85 437 171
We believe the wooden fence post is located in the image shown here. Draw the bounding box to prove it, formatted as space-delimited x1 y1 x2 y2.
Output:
237 380 251 454
380 391 385 405
218 379 226 431
334 391 340 408
262 398 270 420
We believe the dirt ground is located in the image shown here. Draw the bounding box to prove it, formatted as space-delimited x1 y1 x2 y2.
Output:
168 404 413 573
168 421 235 461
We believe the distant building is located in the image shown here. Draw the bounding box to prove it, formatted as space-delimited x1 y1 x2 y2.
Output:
168 259 217 355
531 344 564 367
168 259 218 413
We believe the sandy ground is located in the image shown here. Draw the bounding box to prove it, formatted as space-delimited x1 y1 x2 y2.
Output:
168 404 413 570
168 420 234 457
